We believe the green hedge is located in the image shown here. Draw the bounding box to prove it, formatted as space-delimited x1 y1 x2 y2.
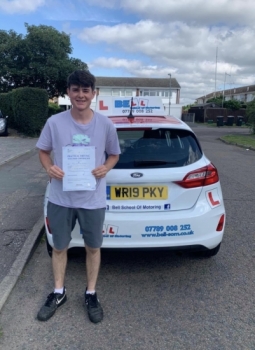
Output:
11 87 48 136
246 99 255 134
48 102 64 117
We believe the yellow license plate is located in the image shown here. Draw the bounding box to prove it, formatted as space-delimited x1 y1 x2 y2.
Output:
108 186 168 200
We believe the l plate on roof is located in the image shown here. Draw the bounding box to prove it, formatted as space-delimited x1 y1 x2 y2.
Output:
95 96 165 117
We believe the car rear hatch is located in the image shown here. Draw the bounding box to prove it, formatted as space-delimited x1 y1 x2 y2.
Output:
106 127 210 212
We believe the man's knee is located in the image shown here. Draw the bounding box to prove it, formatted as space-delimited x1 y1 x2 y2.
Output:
52 247 68 255
85 246 100 255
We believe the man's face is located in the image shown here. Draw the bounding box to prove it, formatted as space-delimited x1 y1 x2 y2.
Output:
67 85 96 112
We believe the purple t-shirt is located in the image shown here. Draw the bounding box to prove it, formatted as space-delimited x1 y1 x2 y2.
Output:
36 110 120 209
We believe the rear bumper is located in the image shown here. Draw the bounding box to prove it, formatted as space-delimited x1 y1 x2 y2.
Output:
45 202 225 251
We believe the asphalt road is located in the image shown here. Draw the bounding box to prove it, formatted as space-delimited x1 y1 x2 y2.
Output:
0 147 47 284
0 126 255 350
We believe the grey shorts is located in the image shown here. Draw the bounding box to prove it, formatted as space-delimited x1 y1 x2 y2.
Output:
47 202 105 250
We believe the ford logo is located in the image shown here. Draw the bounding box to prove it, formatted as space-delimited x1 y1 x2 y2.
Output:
131 172 143 178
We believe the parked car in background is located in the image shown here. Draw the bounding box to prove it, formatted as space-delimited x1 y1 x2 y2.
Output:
0 110 8 136
44 97 226 258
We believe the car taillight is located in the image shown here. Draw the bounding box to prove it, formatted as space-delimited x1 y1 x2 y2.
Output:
216 214 225 231
45 217 51 234
175 163 219 188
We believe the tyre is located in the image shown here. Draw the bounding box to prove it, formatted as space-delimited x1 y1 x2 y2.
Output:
0 126 8 136
3 126 8 136
193 243 221 258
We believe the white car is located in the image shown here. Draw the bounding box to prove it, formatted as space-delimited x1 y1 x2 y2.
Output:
0 110 8 136
44 97 225 258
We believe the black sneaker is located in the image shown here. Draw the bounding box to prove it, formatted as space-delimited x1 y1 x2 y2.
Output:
85 291 104 323
37 288 67 321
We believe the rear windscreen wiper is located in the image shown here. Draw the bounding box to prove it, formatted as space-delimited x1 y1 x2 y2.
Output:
134 160 176 166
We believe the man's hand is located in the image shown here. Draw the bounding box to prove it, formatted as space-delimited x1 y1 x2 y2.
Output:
92 155 119 179
92 165 108 179
47 165 65 180
39 150 64 180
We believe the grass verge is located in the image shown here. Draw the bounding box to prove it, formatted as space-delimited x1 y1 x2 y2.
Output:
220 134 255 149
0 325 3 338
205 122 249 128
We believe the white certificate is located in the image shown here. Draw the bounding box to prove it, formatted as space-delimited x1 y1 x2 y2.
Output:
62 146 96 191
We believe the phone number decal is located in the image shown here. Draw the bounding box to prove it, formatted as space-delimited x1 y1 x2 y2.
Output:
145 225 191 232
141 224 194 238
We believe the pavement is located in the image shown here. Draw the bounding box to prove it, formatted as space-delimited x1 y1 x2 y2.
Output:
0 133 38 167
0 133 47 311
0 124 252 313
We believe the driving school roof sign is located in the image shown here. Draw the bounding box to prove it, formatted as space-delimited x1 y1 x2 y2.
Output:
95 96 165 117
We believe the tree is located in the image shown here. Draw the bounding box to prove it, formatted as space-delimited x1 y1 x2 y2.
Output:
246 99 255 134
207 96 223 105
0 29 24 92
224 99 241 110
207 96 242 110
182 103 195 111
0 24 88 97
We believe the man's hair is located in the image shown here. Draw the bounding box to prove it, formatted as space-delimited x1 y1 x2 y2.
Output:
67 70 96 90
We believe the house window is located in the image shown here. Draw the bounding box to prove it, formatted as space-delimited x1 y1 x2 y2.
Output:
112 89 120 96
247 93 254 102
142 90 160 96
122 89 132 96
99 88 111 95
142 90 171 97
162 91 170 97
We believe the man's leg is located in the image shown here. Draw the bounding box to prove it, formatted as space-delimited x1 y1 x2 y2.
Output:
52 247 68 289
37 202 72 321
85 246 101 291
84 245 103 323
78 207 105 323
37 247 68 322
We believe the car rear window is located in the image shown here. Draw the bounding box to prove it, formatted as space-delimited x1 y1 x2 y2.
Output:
114 128 202 169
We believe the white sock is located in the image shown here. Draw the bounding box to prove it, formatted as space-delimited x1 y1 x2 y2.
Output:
54 287 64 294
86 290 95 295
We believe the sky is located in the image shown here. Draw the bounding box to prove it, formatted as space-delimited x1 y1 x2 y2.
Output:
0 0 255 105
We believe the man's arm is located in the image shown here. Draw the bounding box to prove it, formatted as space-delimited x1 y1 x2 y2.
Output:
92 154 119 179
39 149 64 180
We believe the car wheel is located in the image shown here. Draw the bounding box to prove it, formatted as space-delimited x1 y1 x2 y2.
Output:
46 235 53 258
2 126 8 136
193 243 221 258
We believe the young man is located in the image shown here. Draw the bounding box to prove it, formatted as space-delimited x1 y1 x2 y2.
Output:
36 70 120 323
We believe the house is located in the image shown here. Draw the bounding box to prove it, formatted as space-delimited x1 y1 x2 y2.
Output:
196 84 255 104
58 76 182 118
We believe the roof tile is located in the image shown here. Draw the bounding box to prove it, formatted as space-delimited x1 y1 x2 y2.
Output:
95 77 180 89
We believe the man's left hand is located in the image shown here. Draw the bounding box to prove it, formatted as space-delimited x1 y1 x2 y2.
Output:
92 165 108 179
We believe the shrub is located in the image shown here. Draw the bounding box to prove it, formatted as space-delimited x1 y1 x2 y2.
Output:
12 87 48 136
224 99 241 110
48 102 64 117
246 99 255 134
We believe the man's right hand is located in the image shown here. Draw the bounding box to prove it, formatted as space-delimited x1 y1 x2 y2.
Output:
39 150 65 180
47 165 65 180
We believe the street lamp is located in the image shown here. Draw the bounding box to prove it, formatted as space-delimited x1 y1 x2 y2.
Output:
168 73 172 115
222 72 231 108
